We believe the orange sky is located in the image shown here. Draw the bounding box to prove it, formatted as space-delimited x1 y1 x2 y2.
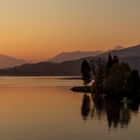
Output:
0 0 140 62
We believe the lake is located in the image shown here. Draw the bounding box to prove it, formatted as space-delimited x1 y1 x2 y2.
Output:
0 76 139 140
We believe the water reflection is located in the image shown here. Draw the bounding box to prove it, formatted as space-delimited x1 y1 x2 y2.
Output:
81 94 91 120
81 93 140 129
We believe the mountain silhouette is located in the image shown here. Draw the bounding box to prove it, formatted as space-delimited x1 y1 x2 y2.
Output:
112 45 124 51
0 54 26 68
98 44 140 71
0 44 140 76
47 51 103 62
107 44 140 57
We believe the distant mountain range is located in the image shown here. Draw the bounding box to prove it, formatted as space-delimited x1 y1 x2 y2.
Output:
0 54 26 68
0 44 140 76
47 51 103 62
112 45 124 51
98 44 140 71
106 44 140 57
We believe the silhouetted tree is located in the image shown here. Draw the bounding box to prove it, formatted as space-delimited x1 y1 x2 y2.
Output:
94 58 106 93
107 52 113 69
89 53 140 97
131 70 140 90
103 62 131 94
81 60 91 87
113 55 119 64
90 60 96 77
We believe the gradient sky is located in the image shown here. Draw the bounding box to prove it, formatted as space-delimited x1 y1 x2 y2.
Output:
0 0 140 61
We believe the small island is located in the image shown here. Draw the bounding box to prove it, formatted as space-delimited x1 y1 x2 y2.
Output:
71 53 140 99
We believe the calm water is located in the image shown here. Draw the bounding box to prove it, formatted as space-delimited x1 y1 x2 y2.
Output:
0 76 139 140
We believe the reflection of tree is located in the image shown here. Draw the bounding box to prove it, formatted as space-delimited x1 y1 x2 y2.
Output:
81 93 91 120
120 100 131 128
106 99 121 128
91 93 106 119
81 93 140 129
106 99 131 129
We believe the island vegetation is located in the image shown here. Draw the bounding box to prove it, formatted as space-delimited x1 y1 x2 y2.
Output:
71 53 140 98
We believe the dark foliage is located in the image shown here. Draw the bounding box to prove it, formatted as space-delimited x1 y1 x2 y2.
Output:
113 55 119 64
130 70 140 90
107 53 113 69
94 53 140 97
81 60 92 86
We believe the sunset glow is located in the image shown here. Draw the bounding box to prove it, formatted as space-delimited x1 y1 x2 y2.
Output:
0 0 140 61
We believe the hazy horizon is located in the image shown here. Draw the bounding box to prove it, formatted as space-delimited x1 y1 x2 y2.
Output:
0 0 140 61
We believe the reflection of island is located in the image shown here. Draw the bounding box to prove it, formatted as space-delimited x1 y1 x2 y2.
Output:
81 93 140 129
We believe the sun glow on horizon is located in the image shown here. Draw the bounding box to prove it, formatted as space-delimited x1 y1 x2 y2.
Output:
0 0 140 61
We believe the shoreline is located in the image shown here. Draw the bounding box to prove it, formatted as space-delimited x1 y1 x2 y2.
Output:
71 86 140 100
71 86 92 93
